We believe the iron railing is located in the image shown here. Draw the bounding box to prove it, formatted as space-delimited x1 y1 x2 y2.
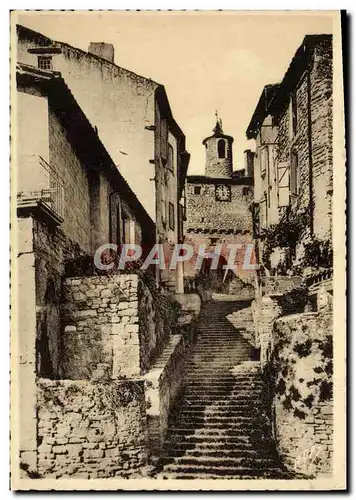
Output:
17 155 64 220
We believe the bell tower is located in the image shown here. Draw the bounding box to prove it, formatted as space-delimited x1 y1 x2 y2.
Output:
202 113 234 178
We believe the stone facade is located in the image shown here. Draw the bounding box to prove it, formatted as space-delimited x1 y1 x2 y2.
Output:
61 274 175 380
36 378 148 478
246 35 333 273
184 120 255 292
202 120 234 178
17 24 190 271
271 312 333 476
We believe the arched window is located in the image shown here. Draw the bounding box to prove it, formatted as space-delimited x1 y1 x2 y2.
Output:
218 139 226 158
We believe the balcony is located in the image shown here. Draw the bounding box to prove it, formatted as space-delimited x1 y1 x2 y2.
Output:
17 156 64 226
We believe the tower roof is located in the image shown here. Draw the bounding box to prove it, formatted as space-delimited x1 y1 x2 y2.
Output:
203 114 233 145
213 112 224 135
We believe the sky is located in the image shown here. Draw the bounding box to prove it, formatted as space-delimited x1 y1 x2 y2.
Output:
17 11 335 174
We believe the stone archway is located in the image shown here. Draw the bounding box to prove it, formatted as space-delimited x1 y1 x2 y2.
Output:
198 254 231 294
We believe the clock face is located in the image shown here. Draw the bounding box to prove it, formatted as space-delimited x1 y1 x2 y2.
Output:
215 185 231 202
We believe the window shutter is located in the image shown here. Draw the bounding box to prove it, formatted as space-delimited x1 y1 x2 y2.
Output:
252 202 260 238
277 161 290 207
260 146 269 175
290 151 298 196
160 118 168 160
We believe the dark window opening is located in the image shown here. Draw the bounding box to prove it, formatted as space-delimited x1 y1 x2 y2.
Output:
116 205 121 245
218 139 226 159
290 151 299 196
122 214 130 244
194 186 201 195
243 187 250 196
38 56 53 70
167 143 174 172
291 91 298 136
169 202 175 231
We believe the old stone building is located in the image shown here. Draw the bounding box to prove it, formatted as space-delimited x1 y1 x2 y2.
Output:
15 59 159 473
184 118 254 294
13 23 336 483
246 34 333 281
14 27 194 479
16 24 190 292
244 34 334 475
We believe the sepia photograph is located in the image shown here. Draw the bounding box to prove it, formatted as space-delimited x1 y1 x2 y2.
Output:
10 10 346 490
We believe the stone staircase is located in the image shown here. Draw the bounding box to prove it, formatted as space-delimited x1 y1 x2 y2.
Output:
159 297 290 479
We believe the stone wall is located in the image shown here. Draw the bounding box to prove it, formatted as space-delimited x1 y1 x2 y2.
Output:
270 312 333 476
48 107 92 253
275 37 332 243
144 297 200 458
61 274 174 379
36 378 148 478
185 181 253 235
227 302 255 346
252 276 306 366
261 276 302 297
252 296 282 364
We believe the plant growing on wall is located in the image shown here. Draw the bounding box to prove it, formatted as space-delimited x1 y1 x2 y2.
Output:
260 209 309 269
275 286 310 315
302 237 333 269
269 320 333 422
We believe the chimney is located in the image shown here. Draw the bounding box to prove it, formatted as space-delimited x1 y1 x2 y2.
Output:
88 42 114 63
244 149 255 178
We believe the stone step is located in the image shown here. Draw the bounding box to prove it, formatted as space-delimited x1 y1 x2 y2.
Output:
165 434 270 445
183 385 263 391
186 374 261 380
175 414 258 423
164 444 274 456
181 401 261 408
161 463 283 477
182 391 262 398
167 427 261 437
179 405 260 413
178 410 262 418
160 472 284 480
162 456 277 468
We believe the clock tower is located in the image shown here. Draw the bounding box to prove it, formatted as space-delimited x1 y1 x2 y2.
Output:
183 114 255 295
203 115 234 179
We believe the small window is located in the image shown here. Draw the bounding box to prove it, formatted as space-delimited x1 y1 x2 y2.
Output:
168 202 175 231
290 91 298 137
290 151 299 196
167 144 174 172
259 192 268 229
122 215 130 244
38 56 53 70
260 146 268 175
243 187 250 196
194 186 201 195
116 205 121 245
160 119 168 159
218 139 226 159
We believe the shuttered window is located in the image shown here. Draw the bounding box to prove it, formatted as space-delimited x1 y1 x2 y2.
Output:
169 202 175 231
160 118 168 160
260 193 267 229
260 146 268 175
290 150 299 196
